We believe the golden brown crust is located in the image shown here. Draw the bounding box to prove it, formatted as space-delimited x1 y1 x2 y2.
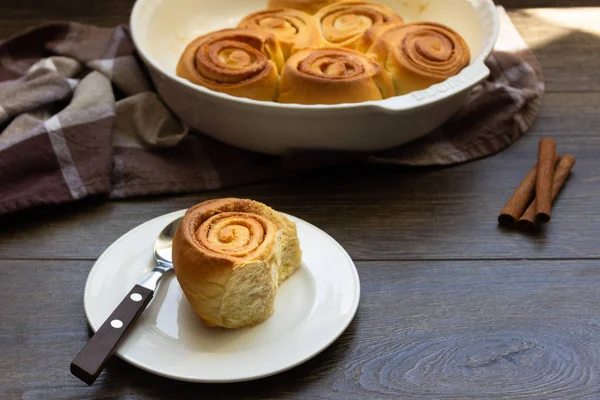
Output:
278 47 394 104
366 22 471 95
172 198 302 328
176 28 284 101
268 0 342 15
239 8 322 59
355 19 402 54
315 0 404 49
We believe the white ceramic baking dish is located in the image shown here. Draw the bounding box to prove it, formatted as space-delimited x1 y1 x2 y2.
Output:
130 0 499 155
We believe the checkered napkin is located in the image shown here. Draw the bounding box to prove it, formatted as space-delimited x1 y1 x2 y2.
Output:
0 7 543 215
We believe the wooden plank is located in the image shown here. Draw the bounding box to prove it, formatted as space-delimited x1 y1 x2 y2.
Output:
508 8 600 92
535 92 600 136
1 3 600 94
1 132 598 261
0 0 553 39
3 259 600 399
1 4 600 95
0 0 136 39
499 0 600 8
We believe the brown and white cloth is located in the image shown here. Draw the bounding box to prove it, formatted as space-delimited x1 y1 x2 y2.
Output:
0 7 543 215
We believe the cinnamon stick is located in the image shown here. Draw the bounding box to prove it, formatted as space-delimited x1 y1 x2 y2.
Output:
498 155 560 226
498 166 538 226
535 138 557 223
517 154 577 230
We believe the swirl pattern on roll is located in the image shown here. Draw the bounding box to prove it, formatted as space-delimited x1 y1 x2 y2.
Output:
278 47 395 104
176 28 285 101
195 212 276 259
366 22 471 95
268 0 342 15
315 0 404 49
172 198 303 329
239 8 322 58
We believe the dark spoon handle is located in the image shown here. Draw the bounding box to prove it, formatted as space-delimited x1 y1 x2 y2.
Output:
70 285 153 385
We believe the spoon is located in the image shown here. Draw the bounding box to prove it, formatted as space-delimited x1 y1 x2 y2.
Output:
70 217 182 385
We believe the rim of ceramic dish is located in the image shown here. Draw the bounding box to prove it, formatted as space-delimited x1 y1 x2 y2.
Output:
129 0 499 112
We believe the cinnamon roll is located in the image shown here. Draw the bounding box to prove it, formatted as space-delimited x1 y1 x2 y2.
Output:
366 22 471 95
176 28 285 101
315 0 404 49
355 19 401 53
238 8 322 58
172 198 302 329
278 47 394 104
268 0 342 15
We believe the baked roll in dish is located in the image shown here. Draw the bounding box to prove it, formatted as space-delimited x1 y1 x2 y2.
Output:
238 8 322 58
278 47 394 104
176 28 284 101
268 0 342 15
172 198 302 329
354 19 402 54
366 22 471 95
315 0 403 49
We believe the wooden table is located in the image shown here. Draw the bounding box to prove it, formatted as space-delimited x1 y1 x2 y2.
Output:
2 1 600 398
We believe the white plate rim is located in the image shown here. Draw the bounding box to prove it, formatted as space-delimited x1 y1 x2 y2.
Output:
83 209 361 383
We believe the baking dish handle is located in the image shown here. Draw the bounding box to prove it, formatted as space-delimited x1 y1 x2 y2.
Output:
375 62 491 113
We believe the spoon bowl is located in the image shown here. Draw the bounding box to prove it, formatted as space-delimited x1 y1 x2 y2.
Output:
154 217 182 266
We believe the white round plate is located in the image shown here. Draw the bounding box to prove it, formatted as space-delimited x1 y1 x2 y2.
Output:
84 209 360 383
